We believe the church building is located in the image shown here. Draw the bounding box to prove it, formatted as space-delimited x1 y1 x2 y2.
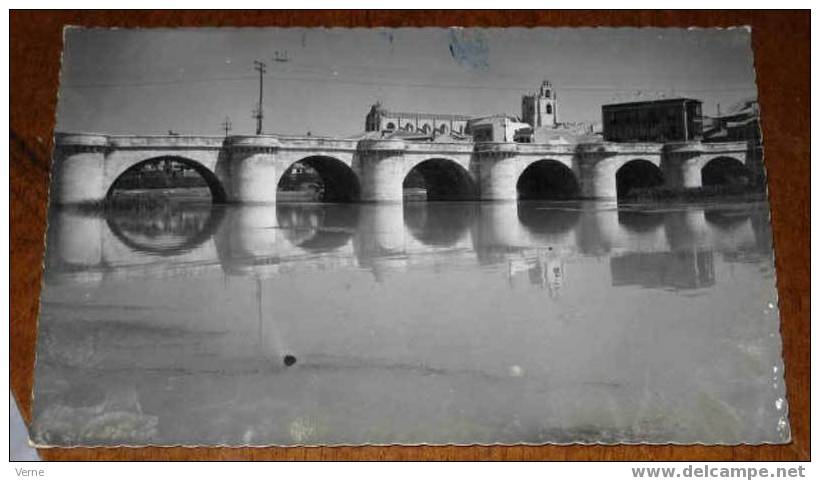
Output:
364 102 471 136
521 79 558 128
363 79 597 143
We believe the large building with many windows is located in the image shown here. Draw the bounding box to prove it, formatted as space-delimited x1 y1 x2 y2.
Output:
601 98 704 143
364 102 471 136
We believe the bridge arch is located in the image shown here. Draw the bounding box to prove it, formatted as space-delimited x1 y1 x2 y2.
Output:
105 155 227 203
616 159 664 199
277 155 360 202
403 157 477 201
516 159 580 200
701 156 752 187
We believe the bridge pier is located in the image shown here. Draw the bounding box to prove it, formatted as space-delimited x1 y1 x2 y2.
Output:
228 138 280 203
577 151 619 199
356 140 408 202
678 159 704 189
52 134 109 204
587 160 620 199
473 145 520 201
662 148 704 190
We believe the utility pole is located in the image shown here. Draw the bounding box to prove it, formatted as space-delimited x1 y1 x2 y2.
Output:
253 60 267 135
221 116 232 137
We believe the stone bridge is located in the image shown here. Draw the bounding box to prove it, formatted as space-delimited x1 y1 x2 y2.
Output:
52 132 759 204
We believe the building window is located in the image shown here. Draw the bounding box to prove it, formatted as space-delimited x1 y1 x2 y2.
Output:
439 123 448 134
405 123 414 132
546 104 553 115
422 124 431 134
545 89 551 98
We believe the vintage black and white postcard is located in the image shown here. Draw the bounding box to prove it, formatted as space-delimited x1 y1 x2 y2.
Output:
31 27 788 446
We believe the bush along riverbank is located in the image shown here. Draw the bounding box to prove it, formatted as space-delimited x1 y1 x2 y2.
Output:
620 184 767 203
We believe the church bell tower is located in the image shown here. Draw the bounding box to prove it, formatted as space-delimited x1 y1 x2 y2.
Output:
522 79 558 128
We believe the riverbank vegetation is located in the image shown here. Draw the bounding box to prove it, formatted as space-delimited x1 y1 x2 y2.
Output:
619 184 767 203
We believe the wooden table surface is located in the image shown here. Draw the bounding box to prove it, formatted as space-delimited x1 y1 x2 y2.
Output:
10 10 809 461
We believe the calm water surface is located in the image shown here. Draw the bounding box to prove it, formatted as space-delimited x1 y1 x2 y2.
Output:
31 199 788 446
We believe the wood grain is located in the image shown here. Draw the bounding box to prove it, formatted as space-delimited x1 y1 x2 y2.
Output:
10 10 809 461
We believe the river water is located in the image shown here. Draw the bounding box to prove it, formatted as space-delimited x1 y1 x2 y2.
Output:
31 199 788 446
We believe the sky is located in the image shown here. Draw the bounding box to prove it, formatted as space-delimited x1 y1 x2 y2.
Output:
56 27 758 137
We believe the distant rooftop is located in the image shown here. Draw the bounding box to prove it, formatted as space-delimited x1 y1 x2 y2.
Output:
370 103 472 121
602 97 702 109
725 97 758 114
467 113 523 123
378 110 473 121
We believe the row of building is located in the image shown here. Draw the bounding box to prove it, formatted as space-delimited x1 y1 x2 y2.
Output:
363 79 761 145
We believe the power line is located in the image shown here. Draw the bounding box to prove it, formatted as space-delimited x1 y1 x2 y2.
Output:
286 61 744 86
62 73 758 95
268 75 758 94
62 75 256 89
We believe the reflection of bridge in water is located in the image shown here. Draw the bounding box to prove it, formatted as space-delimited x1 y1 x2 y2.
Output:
46 201 773 289
35 201 785 447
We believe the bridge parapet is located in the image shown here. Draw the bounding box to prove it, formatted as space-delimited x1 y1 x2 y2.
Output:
474 142 521 156
515 143 576 155
55 132 109 146
228 135 282 154
356 138 408 153
59 133 369 152
107 135 226 150
699 141 750 153
575 142 665 155
402 141 474 155
54 133 109 153
663 141 708 154
228 135 361 156
268 136 359 152
663 141 749 154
